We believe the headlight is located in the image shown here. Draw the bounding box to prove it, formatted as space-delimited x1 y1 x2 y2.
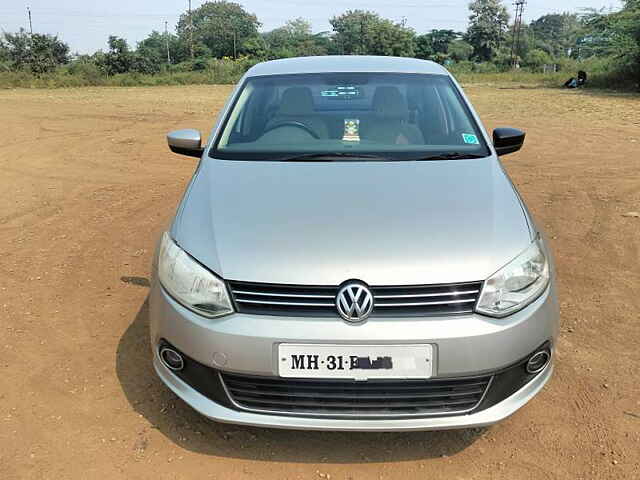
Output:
158 232 233 318
476 239 550 317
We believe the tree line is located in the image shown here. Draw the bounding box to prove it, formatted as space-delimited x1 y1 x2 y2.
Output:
0 0 638 88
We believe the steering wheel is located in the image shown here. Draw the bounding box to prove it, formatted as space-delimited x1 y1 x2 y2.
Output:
263 121 320 139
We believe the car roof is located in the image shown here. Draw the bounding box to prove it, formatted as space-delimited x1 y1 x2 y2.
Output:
245 56 450 77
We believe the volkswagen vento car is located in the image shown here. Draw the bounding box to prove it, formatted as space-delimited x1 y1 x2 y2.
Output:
150 56 558 431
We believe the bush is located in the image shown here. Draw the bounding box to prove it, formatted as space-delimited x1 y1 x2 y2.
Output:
191 58 209 71
524 49 554 69
0 53 634 91
0 56 257 88
66 61 105 85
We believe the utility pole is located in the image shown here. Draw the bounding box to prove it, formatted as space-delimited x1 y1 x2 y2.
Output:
165 21 171 64
510 0 526 68
27 6 33 34
188 0 194 59
232 29 237 59
360 16 365 55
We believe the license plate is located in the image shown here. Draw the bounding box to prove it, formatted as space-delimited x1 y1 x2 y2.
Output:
278 344 433 380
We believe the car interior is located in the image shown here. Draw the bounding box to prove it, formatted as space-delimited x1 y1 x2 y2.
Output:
219 74 483 151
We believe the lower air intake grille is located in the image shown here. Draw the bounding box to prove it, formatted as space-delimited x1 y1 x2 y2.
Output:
228 281 483 317
220 372 492 417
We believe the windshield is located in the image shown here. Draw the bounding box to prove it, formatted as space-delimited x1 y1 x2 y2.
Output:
211 72 490 161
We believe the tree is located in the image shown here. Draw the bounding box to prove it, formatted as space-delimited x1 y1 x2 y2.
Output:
415 29 460 61
99 36 133 75
465 0 510 61
1 29 69 73
30 34 70 73
580 0 640 84
262 18 328 58
137 30 190 65
176 1 261 58
429 29 459 54
448 39 474 62
0 30 31 70
242 36 268 59
530 13 580 58
504 22 534 64
330 10 415 57
283 18 313 38
524 48 553 69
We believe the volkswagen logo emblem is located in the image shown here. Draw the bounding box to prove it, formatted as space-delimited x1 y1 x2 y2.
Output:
336 282 374 323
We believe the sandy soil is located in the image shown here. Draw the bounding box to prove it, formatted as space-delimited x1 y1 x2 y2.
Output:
0 84 639 479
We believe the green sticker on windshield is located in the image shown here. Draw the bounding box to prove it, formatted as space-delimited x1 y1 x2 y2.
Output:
462 133 479 144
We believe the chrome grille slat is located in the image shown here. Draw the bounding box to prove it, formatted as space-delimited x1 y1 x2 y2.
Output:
228 280 483 317
221 372 492 417
232 290 334 299
374 289 479 299
235 299 334 307
375 299 476 307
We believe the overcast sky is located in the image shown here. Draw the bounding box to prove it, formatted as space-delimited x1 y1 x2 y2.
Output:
1 0 622 54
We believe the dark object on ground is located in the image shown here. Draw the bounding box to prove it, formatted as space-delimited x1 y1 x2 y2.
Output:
564 71 588 89
577 71 587 86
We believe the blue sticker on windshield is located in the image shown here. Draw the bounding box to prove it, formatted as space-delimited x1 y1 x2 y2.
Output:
462 133 479 144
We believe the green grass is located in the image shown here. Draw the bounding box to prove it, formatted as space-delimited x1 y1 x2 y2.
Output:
453 70 637 91
453 71 568 88
0 69 243 89
0 58 253 88
0 57 636 91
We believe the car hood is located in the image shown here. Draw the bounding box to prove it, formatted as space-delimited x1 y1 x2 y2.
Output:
173 158 533 286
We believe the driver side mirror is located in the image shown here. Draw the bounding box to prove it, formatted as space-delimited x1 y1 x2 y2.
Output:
167 129 204 158
493 127 525 156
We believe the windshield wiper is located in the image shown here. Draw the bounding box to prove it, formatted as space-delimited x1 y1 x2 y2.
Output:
405 152 489 161
275 152 488 162
276 152 390 162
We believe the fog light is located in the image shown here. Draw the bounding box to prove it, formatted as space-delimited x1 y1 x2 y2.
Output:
159 347 184 371
526 349 550 374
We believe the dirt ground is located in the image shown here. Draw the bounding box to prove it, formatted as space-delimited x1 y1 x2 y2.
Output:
0 83 639 480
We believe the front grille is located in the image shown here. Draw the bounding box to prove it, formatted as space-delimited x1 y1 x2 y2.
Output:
228 280 483 317
220 372 492 417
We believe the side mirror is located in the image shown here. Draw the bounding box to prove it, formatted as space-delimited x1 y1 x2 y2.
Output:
493 127 525 156
167 129 203 158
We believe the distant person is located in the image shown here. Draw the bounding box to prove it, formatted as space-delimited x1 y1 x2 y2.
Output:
564 71 587 89
577 70 587 87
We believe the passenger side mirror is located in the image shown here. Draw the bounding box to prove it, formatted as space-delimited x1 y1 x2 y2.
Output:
493 127 525 156
167 129 203 158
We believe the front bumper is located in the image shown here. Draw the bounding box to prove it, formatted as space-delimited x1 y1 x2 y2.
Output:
153 353 553 431
149 280 558 431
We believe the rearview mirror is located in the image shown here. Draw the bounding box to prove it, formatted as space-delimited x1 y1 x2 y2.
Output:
493 127 525 156
167 129 203 158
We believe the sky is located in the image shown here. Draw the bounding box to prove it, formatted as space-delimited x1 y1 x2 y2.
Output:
0 0 622 54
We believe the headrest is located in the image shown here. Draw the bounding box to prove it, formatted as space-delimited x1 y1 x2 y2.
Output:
278 87 315 116
372 86 408 119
